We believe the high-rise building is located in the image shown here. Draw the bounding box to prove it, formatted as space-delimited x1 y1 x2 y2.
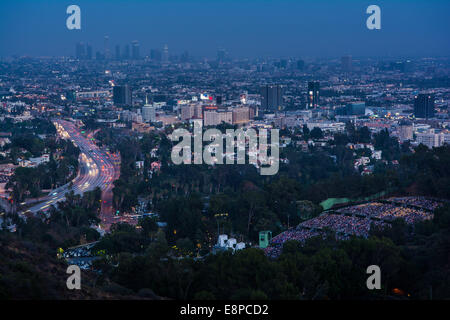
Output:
341 55 352 72
180 51 189 63
296 60 305 71
123 44 130 60
345 102 365 115
142 96 156 123
86 44 92 60
204 110 233 126
96 51 104 60
162 44 169 64
193 104 203 119
390 60 414 73
151 49 161 61
414 94 435 119
142 105 156 124
181 104 194 121
217 49 228 63
132 41 140 60
115 45 121 60
416 132 444 149
104 36 110 59
113 85 132 106
232 107 250 124
398 121 413 142
260 85 284 111
307 81 320 109
75 42 85 59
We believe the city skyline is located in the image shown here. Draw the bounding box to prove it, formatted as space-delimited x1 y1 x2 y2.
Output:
1 0 450 58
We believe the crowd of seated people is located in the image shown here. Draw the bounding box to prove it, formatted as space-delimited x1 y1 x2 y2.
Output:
271 228 323 245
264 245 283 259
336 202 394 217
299 214 387 238
264 214 387 258
264 196 445 259
265 229 325 258
375 206 432 223
385 196 444 211
335 202 433 223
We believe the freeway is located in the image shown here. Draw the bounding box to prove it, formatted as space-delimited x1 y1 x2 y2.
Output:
23 119 120 230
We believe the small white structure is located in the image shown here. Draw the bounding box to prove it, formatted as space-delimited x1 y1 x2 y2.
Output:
226 238 237 249
215 234 246 253
218 234 228 247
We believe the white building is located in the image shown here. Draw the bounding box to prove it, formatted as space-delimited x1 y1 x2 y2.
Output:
398 124 413 142
142 105 156 123
416 133 445 149
19 154 50 168
216 234 246 253
203 110 233 126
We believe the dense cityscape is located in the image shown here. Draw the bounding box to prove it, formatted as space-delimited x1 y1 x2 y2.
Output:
0 1 449 307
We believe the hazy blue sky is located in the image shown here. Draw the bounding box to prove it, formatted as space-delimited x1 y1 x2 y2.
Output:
1 0 449 58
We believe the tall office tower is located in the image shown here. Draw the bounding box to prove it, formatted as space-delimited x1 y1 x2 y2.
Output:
96 51 104 60
216 95 223 105
180 51 189 63
260 85 284 111
414 94 435 119
75 42 85 59
345 102 366 115
307 81 320 109
217 49 227 63
123 44 130 59
142 105 156 123
132 41 140 60
142 97 156 123
113 85 133 106
115 45 121 60
341 55 352 72
151 49 162 61
104 36 110 59
296 59 305 70
162 44 169 64
86 44 93 60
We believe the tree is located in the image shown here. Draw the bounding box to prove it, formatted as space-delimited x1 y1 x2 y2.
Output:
146 229 168 259
310 127 323 139
138 216 158 238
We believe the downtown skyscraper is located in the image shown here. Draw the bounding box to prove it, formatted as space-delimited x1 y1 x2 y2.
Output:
260 85 284 111
414 94 435 119
307 81 320 109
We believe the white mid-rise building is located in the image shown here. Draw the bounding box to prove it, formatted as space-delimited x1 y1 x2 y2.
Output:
416 133 445 149
398 125 413 142
203 110 233 126
142 105 156 123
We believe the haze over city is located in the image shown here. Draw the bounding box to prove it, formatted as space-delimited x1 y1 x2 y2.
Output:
1 0 450 58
